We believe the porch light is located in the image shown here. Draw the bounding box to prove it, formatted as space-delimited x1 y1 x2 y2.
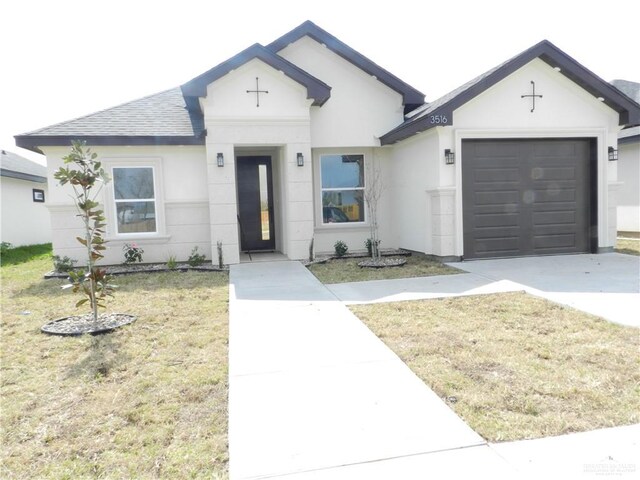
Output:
217 152 224 167
297 152 304 167
608 147 618 161
444 149 455 165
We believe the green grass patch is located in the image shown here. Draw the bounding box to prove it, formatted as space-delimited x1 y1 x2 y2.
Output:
308 252 460 284
0 243 52 266
615 237 640 256
351 292 639 442
1 254 229 478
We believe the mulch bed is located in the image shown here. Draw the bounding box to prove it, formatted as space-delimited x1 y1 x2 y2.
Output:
44 262 227 279
357 257 407 268
301 248 411 266
41 313 136 336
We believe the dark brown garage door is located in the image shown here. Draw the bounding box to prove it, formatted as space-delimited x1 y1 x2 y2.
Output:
462 139 592 259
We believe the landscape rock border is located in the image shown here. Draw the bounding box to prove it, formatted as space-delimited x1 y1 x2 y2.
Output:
44 262 228 279
357 257 408 268
41 313 137 336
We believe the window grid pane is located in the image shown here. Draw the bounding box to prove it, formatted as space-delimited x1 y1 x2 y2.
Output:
113 167 157 234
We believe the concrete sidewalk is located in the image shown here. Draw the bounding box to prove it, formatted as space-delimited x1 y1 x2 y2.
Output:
228 261 511 479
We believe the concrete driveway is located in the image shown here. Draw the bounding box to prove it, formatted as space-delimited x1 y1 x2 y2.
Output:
328 253 639 327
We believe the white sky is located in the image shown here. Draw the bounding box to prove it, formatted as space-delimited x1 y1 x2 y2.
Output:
2 0 638 165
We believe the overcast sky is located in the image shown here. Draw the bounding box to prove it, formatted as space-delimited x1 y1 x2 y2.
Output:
2 0 638 165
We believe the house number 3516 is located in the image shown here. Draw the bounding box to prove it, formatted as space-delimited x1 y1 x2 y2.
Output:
429 115 448 124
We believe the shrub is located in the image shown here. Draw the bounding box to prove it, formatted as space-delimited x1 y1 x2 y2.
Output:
334 240 348 257
0 242 12 255
365 238 381 257
188 246 206 267
53 255 77 273
122 243 144 264
167 255 177 270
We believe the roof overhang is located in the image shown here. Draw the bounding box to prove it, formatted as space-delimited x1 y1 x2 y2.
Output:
0 168 47 183
381 40 640 145
14 135 205 154
181 43 331 110
267 21 424 112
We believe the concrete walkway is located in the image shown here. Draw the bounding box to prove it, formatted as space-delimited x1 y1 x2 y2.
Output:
328 253 640 327
229 261 512 479
229 258 639 478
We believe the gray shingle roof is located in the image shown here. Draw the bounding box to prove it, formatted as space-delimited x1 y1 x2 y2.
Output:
611 79 640 104
1 150 47 182
19 88 202 137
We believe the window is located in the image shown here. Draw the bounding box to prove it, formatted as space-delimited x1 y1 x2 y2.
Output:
113 167 157 234
321 154 365 224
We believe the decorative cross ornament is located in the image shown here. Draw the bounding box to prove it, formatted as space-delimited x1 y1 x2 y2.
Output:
246 77 268 107
521 80 543 112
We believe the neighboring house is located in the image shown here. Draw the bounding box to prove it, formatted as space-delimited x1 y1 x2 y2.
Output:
0 149 52 247
611 80 640 233
15 21 640 264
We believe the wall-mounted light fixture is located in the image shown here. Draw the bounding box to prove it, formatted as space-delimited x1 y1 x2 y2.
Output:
217 152 224 167
608 147 618 161
297 152 304 167
444 149 455 165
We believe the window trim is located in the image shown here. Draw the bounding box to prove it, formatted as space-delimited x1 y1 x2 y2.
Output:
319 153 366 226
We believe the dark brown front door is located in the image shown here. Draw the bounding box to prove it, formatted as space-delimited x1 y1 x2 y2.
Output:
462 139 592 259
236 156 275 251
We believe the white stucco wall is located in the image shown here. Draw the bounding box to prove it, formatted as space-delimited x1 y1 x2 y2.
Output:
276 36 406 148
1 176 51 246
42 145 208 265
616 141 640 232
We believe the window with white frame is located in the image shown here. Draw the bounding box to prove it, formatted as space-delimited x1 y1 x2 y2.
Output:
112 167 157 234
320 154 365 224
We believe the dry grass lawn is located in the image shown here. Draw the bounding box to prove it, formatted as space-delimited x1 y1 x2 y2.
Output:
308 252 460 284
1 252 229 479
351 292 640 442
615 237 640 256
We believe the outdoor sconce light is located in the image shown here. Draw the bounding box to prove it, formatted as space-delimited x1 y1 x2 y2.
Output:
217 152 224 167
608 147 618 161
297 152 304 167
444 149 455 165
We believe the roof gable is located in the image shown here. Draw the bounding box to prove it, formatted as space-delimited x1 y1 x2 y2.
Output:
181 43 331 108
267 21 424 110
381 40 640 145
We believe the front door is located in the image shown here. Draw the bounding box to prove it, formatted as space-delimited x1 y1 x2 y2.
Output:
236 156 275 251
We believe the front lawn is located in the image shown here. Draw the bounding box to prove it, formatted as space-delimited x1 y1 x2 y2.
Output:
0 250 229 479
351 292 639 442
308 252 460 284
615 237 640 256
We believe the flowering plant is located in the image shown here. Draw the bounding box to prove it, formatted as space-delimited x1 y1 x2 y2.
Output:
123 243 144 264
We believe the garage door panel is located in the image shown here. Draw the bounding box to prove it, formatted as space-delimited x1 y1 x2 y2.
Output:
463 139 591 259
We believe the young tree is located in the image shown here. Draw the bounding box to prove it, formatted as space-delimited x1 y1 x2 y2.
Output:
364 160 384 261
54 141 114 324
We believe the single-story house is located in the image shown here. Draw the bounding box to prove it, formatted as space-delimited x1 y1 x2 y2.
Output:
611 80 640 234
1 149 52 247
15 21 640 265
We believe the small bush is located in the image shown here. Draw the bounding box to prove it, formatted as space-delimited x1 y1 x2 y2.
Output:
167 255 177 270
334 240 348 257
365 238 381 256
53 255 77 273
122 243 144 264
0 242 12 255
188 246 206 267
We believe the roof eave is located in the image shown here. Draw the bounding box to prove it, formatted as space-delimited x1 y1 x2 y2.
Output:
181 43 331 109
0 168 47 183
14 135 206 153
267 20 424 107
